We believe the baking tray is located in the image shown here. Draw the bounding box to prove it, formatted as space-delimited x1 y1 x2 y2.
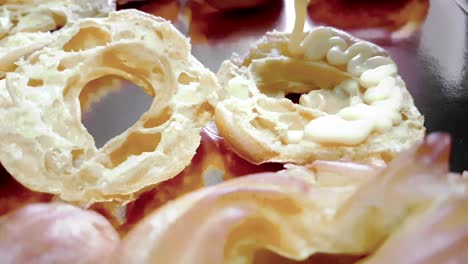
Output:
81 0 467 175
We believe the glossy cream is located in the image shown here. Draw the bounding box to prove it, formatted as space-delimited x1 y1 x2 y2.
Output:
288 0 404 145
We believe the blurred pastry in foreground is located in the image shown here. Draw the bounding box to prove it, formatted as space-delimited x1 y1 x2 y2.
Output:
118 158 376 263
117 133 467 263
215 24 425 165
0 0 116 78
0 9 220 205
361 195 468 264
0 203 119 264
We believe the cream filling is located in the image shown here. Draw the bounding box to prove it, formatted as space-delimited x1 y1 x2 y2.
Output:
223 1 405 146
285 0 404 145
301 29 403 145
288 0 310 56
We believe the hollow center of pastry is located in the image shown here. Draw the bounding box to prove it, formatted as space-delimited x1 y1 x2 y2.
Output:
80 75 153 148
250 57 355 114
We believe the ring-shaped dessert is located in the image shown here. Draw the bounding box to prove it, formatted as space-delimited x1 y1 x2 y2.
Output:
215 26 425 165
0 10 220 204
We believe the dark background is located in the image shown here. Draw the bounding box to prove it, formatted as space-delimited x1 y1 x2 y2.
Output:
408 0 467 172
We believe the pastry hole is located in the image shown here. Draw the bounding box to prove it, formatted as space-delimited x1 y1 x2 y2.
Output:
178 72 199 85
108 132 162 169
250 57 350 94
51 12 67 30
79 75 124 113
151 65 166 82
401 113 408 121
57 64 66 72
100 46 153 87
152 66 164 75
285 93 302 104
80 75 153 148
63 26 111 52
143 107 173 128
359 86 367 94
381 151 394 163
10 18 19 29
27 79 43 87
71 149 84 167
196 102 214 119
155 30 164 40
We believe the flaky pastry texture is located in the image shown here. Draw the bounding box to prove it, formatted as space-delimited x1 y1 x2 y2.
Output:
0 203 119 264
0 9 220 204
215 27 425 165
117 133 467 264
0 0 116 78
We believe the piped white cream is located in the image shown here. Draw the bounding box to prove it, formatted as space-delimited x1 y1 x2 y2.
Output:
286 1 404 145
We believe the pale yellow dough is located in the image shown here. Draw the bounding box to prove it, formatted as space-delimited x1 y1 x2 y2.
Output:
215 28 425 165
0 0 116 78
0 10 221 204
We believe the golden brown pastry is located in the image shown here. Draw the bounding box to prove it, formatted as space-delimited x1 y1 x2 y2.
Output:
0 0 115 37
215 26 425 165
0 0 116 78
0 9 220 205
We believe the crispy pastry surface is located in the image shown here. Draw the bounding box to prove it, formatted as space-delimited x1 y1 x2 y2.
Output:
0 9 220 204
0 0 116 78
215 27 425 165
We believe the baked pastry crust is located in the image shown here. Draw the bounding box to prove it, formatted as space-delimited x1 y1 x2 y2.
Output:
0 9 220 204
0 0 116 78
215 27 425 165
